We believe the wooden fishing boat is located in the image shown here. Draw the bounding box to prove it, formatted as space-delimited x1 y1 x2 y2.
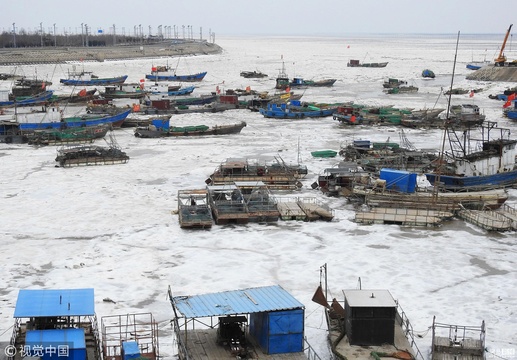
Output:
347 59 388 67
60 71 127 86
134 120 246 138
313 264 424 360
168 284 321 360
383 78 407 88
386 85 419 94
177 189 213 229
207 157 305 190
240 70 268 78
27 124 110 145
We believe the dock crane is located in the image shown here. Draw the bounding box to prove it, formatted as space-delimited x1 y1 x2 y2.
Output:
494 24 513 66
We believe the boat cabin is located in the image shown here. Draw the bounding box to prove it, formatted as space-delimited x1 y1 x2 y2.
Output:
169 285 314 360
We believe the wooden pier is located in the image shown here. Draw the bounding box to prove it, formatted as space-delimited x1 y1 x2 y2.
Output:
276 197 334 221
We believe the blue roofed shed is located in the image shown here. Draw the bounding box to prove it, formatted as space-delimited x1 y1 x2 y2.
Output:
171 285 305 355
14 289 95 318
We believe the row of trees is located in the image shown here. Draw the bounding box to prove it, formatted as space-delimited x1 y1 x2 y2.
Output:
0 32 168 48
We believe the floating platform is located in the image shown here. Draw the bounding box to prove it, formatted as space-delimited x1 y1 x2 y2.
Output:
355 207 453 226
178 189 213 229
276 197 334 221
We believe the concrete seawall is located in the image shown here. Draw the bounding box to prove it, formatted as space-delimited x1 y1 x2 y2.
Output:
0 41 223 65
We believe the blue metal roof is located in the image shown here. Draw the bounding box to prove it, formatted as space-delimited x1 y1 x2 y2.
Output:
26 328 86 349
14 289 95 318
171 285 304 319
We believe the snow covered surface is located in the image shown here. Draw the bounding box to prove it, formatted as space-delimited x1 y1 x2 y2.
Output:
1 34 516 359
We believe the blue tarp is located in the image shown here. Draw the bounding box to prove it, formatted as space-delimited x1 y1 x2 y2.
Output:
14 289 95 318
25 328 86 360
122 341 141 360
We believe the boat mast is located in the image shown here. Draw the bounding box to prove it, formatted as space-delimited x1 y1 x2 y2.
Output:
434 31 460 195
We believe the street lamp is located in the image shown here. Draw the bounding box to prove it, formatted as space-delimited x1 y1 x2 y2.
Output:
12 23 16 48
85 24 88 47
53 23 56 47
40 22 43 47
81 23 84 47
113 24 116 46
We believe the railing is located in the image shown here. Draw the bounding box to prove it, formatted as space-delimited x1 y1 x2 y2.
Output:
304 336 323 360
396 301 425 360
8 318 22 360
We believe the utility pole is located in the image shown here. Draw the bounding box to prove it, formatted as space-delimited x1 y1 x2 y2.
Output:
113 24 116 46
12 23 16 48
53 23 57 47
40 22 43 47
81 23 84 46
85 24 89 47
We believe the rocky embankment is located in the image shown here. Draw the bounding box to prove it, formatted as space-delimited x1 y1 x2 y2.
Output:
0 41 222 65
466 65 517 82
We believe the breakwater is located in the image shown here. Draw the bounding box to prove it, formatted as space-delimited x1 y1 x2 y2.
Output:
0 40 222 65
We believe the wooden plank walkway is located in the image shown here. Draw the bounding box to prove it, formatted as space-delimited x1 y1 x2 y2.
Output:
355 207 452 226
277 201 307 221
457 209 515 231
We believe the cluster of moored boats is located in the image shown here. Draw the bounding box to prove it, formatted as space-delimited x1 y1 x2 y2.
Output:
6 265 489 360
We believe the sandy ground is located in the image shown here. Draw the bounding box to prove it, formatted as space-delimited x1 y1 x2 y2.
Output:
0 40 222 65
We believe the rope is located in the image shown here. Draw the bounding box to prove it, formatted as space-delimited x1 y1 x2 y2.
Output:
485 348 512 360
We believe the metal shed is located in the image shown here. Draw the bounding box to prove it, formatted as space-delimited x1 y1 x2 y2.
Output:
170 285 306 356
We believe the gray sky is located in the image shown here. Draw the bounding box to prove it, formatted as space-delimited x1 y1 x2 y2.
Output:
1 0 514 37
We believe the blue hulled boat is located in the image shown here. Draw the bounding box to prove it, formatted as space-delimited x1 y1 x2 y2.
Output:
0 90 54 107
151 85 196 96
259 101 337 119
145 71 207 82
425 122 517 190
60 71 128 86
18 109 131 131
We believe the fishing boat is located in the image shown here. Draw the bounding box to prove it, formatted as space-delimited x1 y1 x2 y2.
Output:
10 77 52 97
55 132 129 167
53 88 99 104
60 70 128 86
145 66 207 82
311 150 337 158
27 124 110 145
149 85 196 97
386 85 419 94
168 284 321 360
383 78 407 88
240 70 268 78
259 101 337 119
312 264 424 360
425 122 517 191
207 157 306 190
101 83 147 99
0 89 54 107
286 77 337 88
134 119 246 138
347 59 388 67
8 288 102 360
18 108 131 131
177 189 213 229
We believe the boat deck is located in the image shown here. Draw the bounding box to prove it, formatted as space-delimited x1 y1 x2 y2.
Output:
177 328 309 360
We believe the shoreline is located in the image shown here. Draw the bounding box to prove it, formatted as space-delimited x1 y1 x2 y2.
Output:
0 40 223 66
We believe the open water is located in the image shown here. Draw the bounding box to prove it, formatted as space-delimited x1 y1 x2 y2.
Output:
0 34 516 359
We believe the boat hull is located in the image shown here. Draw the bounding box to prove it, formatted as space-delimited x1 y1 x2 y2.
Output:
145 72 207 82
134 122 246 138
425 170 517 191
59 75 128 86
